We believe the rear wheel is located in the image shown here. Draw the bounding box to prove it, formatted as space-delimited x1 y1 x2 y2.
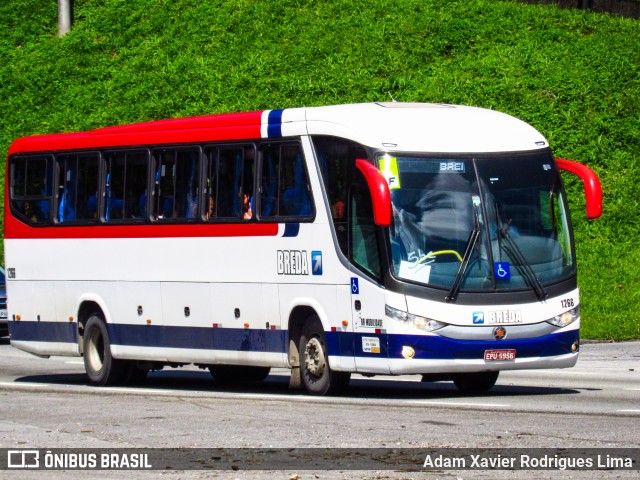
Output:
453 371 499 393
83 313 127 386
209 365 271 383
299 318 350 395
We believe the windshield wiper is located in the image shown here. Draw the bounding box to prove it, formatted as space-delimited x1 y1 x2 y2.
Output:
495 206 548 302
445 206 481 303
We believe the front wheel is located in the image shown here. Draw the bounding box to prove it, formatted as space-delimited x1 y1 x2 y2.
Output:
83 313 127 386
299 318 350 395
453 371 499 393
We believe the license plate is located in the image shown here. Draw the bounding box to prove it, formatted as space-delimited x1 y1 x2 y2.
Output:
484 349 516 361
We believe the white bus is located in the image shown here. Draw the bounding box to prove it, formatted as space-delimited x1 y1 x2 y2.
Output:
4 102 602 394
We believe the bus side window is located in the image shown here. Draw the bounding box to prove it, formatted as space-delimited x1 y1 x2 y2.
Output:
313 136 367 258
206 145 254 221
280 147 312 217
218 149 242 218
10 155 54 225
104 150 149 222
259 146 278 218
204 148 218 220
56 153 100 223
259 142 312 220
242 147 255 220
350 173 382 280
154 148 200 221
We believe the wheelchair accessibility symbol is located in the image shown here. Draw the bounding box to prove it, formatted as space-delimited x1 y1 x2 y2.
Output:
351 277 359 295
494 262 511 280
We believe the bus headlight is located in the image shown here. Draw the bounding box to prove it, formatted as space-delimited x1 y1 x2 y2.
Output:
385 305 446 332
547 306 580 327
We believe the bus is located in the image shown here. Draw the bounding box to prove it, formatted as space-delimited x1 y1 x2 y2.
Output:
4 102 602 395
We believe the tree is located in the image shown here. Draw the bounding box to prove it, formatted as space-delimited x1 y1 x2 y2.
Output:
58 0 72 37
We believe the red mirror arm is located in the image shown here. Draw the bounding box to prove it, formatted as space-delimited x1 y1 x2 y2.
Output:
556 158 602 219
355 159 392 226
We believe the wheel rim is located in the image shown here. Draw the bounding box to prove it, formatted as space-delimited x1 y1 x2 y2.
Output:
87 327 104 373
304 337 326 378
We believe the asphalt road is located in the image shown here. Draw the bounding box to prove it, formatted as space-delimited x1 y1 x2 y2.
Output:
0 338 638 479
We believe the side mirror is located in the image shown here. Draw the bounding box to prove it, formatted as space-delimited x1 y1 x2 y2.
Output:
355 159 392 226
556 158 603 219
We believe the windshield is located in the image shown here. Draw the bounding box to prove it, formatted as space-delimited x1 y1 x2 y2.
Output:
381 152 575 293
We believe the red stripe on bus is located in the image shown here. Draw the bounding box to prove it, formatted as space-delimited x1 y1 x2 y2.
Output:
3 217 279 240
7 111 265 155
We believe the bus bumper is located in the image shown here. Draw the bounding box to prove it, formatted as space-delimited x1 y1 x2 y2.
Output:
328 328 579 374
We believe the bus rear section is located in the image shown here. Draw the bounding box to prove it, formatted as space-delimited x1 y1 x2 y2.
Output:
4 102 601 395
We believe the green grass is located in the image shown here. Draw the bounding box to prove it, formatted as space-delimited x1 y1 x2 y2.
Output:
1 0 638 339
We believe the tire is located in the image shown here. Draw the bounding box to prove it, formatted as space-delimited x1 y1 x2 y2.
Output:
453 371 499 393
209 365 271 383
83 313 127 386
299 318 350 395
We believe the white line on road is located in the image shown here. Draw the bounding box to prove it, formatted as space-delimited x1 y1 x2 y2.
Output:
422 401 511 408
0 381 510 409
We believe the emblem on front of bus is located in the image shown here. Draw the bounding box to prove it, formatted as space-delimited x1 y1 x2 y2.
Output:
493 326 507 340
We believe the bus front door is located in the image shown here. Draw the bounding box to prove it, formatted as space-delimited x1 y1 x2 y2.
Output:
350 274 390 374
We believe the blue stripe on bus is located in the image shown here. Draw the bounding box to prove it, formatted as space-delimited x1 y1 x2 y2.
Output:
9 321 78 344
282 223 300 237
9 321 286 353
109 324 287 352
327 329 579 360
267 109 283 138
9 321 578 361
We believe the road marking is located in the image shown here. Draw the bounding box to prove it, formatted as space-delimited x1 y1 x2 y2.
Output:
550 371 601 375
0 381 511 409
422 401 510 408
617 409 640 413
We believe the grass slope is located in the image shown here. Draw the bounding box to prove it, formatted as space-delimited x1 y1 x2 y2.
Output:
0 0 638 339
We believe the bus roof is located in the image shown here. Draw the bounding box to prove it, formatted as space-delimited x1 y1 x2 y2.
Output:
301 102 548 153
8 102 548 156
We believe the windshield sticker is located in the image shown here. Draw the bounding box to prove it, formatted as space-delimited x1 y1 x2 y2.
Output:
494 262 511 280
398 261 431 283
362 337 381 354
379 155 401 190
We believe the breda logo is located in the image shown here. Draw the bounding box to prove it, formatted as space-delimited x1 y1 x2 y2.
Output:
277 250 309 275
